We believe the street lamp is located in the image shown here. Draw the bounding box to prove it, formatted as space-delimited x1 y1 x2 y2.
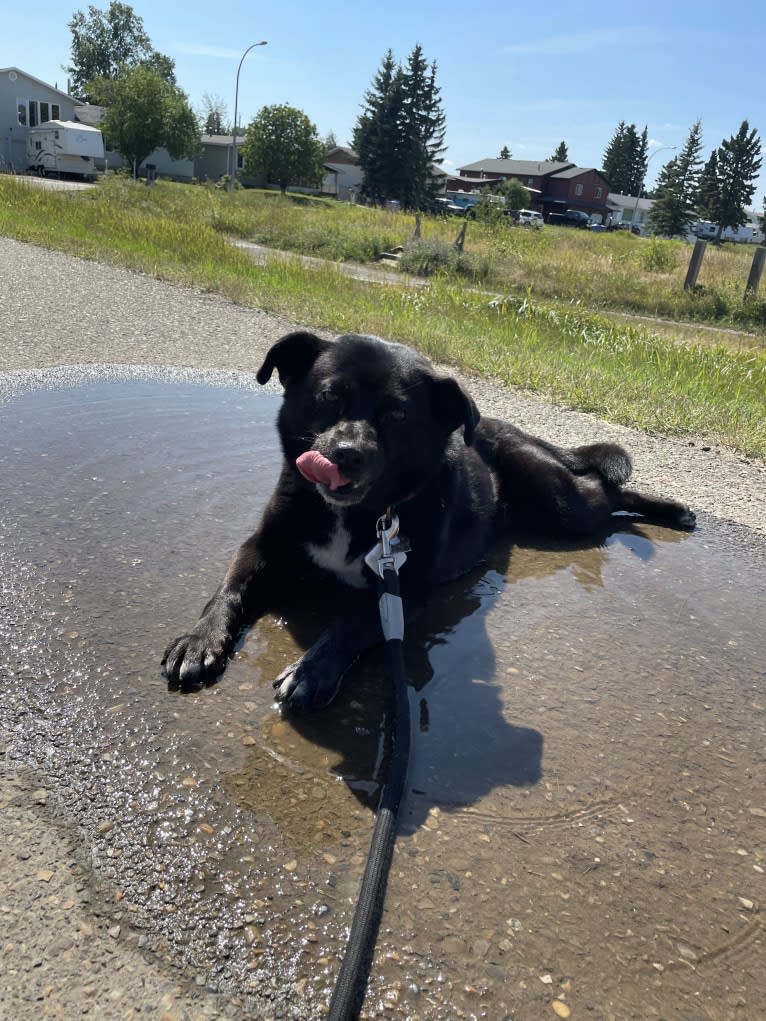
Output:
631 145 676 228
229 40 268 192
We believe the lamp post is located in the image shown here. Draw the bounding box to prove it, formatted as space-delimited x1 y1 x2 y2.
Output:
229 40 268 192
631 145 676 229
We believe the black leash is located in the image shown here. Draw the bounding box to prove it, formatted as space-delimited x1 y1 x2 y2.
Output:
326 512 412 1021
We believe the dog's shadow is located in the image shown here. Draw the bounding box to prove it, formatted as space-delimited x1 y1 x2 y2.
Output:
258 520 691 835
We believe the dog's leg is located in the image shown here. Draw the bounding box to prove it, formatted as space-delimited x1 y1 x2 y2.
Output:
616 490 697 530
273 611 384 713
162 533 273 689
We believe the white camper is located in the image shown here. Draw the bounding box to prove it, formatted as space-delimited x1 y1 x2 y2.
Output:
26 120 104 178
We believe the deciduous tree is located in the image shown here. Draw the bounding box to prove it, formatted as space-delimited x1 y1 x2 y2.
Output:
199 93 229 135
66 2 174 102
497 177 530 209
91 65 199 175
242 104 324 192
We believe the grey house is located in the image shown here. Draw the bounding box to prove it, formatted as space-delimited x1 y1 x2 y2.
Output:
0 67 80 171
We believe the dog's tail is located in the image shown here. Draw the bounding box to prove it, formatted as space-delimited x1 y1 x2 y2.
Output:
556 441 633 486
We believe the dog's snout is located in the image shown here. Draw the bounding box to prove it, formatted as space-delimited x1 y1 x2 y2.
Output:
331 443 366 475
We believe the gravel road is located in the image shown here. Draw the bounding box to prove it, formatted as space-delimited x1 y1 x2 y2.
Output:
1 236 764 1020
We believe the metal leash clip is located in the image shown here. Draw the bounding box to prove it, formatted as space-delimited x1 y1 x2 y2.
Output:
364 511 409 579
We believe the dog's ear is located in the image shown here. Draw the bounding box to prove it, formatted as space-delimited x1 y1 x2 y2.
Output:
429 375 480 444
256 331 331 386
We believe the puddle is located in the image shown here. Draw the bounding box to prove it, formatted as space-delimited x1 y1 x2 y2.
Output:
1 368 764 1020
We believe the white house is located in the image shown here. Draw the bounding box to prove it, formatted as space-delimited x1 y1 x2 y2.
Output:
0 67 81 172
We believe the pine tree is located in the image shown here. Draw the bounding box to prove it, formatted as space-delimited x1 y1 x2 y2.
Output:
601 122 648 195
353 45 446 209
715 121 762 237
602 121 628 191
697 150 720 221
399 45 447 209
499 145 511 159
549 141 568 162
353 50 404 206
648 120 704 236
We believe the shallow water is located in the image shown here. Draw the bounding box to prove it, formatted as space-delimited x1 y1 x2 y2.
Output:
1 368 763 1020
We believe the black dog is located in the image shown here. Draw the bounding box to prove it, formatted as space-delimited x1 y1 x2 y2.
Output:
162 331 695 711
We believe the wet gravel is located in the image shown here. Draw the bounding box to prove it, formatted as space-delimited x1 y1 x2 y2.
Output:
1 236 764 1020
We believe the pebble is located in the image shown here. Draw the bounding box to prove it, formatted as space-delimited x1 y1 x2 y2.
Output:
552 1001 571 1019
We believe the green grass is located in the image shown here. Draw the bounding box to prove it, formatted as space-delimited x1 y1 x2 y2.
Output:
1 175 764 459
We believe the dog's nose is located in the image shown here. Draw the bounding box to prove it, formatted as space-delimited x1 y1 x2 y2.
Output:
332 444 365 476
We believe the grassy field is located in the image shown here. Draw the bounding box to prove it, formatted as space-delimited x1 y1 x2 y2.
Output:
1 175 764 459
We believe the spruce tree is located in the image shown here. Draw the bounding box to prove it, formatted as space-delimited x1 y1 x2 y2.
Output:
353 50 404 206
715 121 762 236
648 120 704 236
601 122 648 195
353 45 446 210
549 141 569 162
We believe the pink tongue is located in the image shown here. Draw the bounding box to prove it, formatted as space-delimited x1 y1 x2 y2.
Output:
296 450 350 491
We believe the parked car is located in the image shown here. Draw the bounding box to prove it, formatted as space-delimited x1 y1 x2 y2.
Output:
428 197 465 216
548 209 591 229
613 221 640 235
509 208 543 228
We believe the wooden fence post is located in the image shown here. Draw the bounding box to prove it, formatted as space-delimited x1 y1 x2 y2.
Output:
745 246 766 297
684 238 707 290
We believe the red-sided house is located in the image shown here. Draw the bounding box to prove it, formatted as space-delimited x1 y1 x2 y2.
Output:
449 158 612 222
540 165 611 222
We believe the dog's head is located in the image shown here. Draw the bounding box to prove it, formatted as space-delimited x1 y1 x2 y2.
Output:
257 331 479 507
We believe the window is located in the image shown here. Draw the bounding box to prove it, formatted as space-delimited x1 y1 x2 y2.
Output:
594 186 602 199
527 177 534 185
17 99 61 128
575 182 583 196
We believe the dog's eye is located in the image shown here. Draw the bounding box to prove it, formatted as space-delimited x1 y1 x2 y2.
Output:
318 389 340 403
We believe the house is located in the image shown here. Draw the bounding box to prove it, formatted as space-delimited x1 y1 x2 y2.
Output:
321 146 364 201
607 193 653 232
1 66 80 171
447 158 612 223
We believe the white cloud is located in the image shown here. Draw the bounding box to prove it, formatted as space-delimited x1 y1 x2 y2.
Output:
173 43 241 59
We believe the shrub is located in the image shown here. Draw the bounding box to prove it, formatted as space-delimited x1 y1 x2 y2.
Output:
640 236 677 272
398 238 488 279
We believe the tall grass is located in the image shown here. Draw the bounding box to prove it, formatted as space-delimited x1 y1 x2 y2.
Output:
0 175 764 458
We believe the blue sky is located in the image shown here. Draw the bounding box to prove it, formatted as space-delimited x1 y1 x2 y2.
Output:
4 0 764 204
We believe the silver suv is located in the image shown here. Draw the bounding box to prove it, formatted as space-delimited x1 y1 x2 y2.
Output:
516 209 543 228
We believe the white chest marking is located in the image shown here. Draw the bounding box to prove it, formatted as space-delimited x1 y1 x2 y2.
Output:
306 518 367 589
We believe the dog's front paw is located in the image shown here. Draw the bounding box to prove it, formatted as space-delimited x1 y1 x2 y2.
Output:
273 657 343 714
679 506 697 530
162 631 228 690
